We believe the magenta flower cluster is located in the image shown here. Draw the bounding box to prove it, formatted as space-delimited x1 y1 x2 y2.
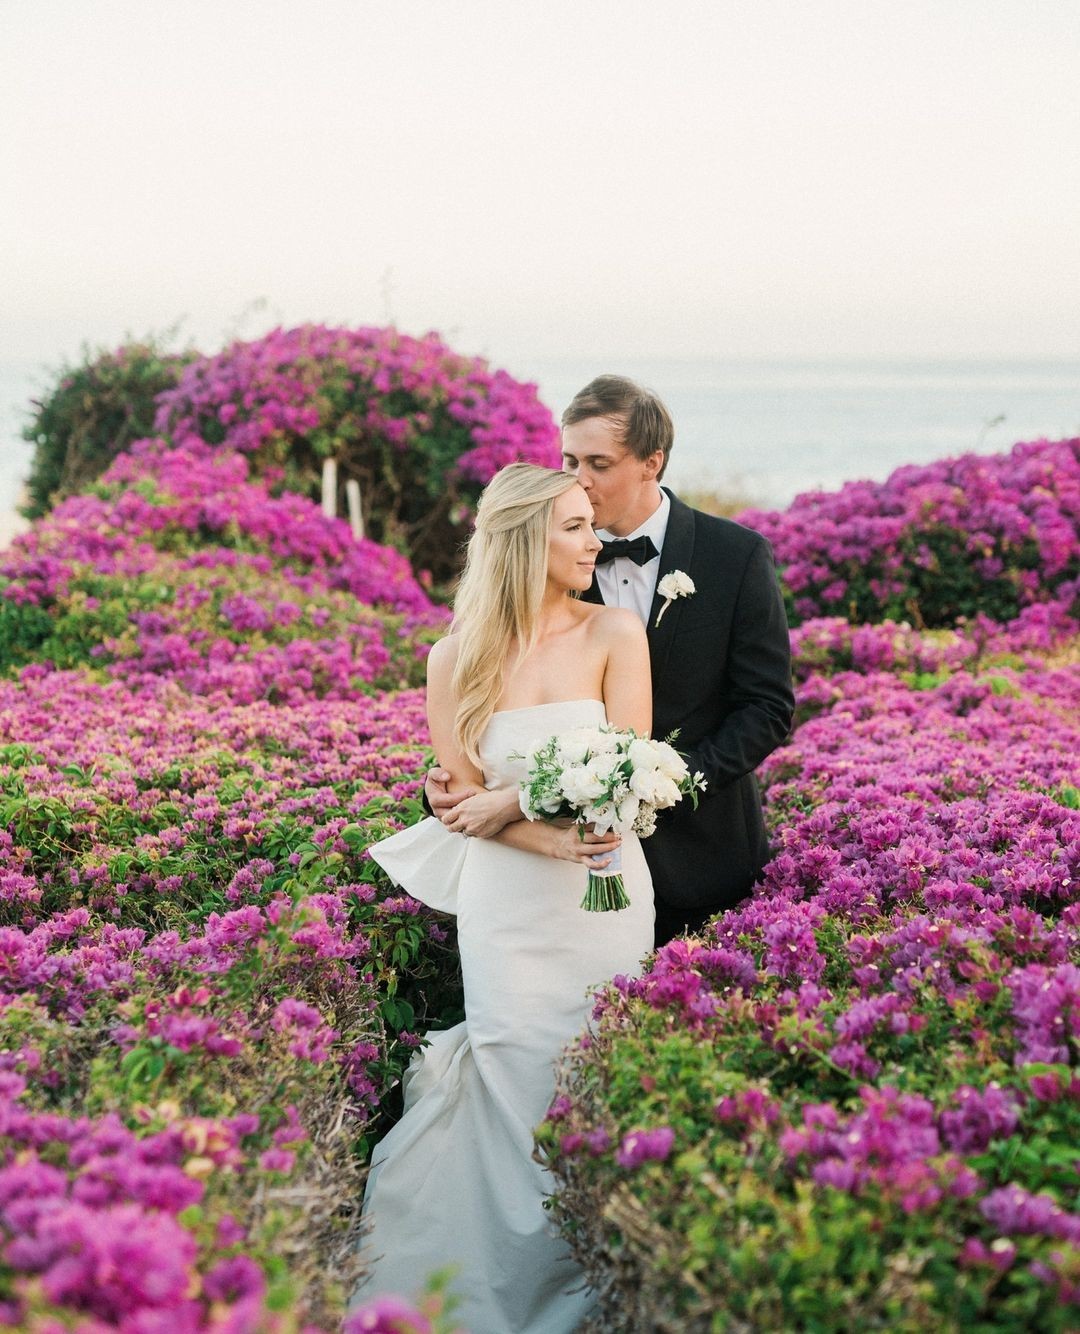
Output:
740 436 1080 627
0 443 458 1326
789 601 1078 685
102 438 439 614
148 323 561 584
0 668 452 1323
0 1065 303 1328
0 659 446 1324
4 436 436 615
0 438 449 704
614 1126 676 1169
543 608 1080 1324
153 323 560 485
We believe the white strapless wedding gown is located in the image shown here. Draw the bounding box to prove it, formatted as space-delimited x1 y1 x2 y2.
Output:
353 699 654 1333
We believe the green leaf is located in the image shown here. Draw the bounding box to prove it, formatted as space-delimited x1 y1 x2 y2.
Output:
1053 784 1080 810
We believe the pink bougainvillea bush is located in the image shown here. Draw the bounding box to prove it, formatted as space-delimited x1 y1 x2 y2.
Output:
739 436 1080 628
0 438 465 1324
0 664 464 1327
540 638 1080 1330
153 323 562 582
789 601 1079 686
0 438 448 701
3 421 1077 1327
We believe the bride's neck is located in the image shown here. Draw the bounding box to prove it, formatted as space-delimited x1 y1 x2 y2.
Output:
535 586 577 631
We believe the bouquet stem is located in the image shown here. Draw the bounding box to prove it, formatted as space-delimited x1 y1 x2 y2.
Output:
581 871 631 911
581 845 630 912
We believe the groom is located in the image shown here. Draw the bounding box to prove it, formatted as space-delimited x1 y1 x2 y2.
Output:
431 375 795 946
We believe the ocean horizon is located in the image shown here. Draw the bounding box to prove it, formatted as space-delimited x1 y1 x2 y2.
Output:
2 354 1079 518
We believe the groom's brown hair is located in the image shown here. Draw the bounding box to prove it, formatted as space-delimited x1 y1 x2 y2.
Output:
561 375 674 479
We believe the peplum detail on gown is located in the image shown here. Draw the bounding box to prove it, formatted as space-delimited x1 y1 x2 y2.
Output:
368 814 466 915
354 699 655 1334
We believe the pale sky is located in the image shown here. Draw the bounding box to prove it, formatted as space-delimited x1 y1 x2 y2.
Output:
3 0 1080 372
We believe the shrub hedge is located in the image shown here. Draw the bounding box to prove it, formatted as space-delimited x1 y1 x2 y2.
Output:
0 438 446 697
739 437 1080 629
22 323 562 588
153 323 560 584
541 633 1080 1331
20 338 196 519
0 443 463 1328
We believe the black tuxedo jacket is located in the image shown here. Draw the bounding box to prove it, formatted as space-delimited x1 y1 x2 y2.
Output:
584 490 794 920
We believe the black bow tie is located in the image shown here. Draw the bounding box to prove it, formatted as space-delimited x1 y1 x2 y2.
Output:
596 535 660 566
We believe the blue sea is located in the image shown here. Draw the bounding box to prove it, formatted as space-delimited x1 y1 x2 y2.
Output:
524 357 1080 509
2 356 1079 516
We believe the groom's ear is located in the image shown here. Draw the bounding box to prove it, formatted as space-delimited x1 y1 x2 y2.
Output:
641 449 665 480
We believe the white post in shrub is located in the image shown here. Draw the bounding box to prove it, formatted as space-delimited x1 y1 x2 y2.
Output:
321 458 338 519
345 479 364 541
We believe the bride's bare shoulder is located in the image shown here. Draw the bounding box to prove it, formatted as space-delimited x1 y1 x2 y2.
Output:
581 603 646 648
426 632 461 680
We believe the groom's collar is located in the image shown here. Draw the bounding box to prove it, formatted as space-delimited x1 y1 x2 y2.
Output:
581 488 693 614
595 489 670 554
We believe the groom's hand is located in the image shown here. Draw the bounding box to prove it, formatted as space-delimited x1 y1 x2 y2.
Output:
441 786 521 839
425 767 473 818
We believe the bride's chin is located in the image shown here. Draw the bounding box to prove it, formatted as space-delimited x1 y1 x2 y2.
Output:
555 577 591 595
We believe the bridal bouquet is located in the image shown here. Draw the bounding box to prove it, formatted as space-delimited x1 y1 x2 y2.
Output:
517 726 706 912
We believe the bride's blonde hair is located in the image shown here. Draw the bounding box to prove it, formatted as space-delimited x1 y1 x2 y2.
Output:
452 463 582 765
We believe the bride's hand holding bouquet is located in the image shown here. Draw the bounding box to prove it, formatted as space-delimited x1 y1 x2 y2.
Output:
517 724 706 911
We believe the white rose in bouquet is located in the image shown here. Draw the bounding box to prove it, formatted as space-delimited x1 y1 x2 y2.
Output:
651 739 688 782
590 750 623 780
628 737 663 773
560 764 606 806
592 731 621 755
629 768 667 805
616 792 641 826
555 735 591 766
627 736 688 782
582 802 615 834
630 768 682 808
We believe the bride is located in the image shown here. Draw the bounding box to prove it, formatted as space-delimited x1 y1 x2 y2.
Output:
353 463 655 1333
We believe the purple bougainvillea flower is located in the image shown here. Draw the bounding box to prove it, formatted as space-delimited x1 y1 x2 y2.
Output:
615 1127 675 1169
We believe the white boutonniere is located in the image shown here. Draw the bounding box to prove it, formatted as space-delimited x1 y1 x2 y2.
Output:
654 570 695 626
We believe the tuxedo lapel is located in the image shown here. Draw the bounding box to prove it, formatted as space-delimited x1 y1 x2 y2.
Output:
646 490 695 696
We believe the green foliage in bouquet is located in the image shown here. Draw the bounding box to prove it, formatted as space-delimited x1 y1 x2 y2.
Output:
20 337 197 519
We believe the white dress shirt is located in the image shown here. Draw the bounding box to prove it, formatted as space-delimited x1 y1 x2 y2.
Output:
595 490 670 625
